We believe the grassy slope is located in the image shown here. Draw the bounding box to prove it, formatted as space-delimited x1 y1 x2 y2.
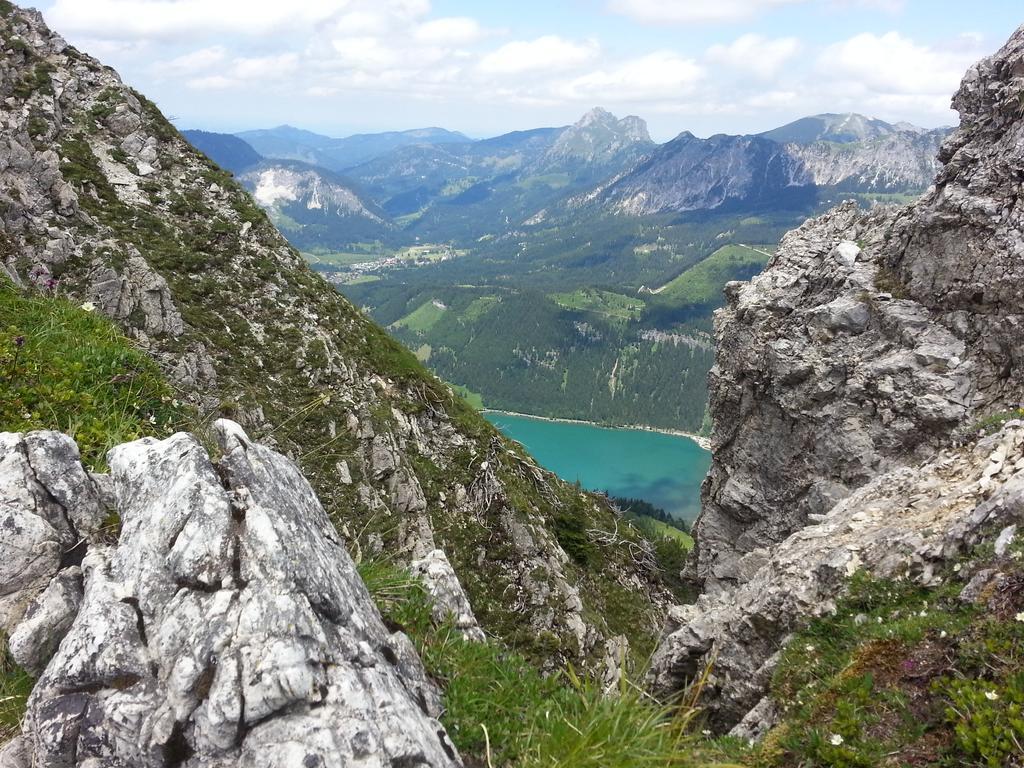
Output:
0 281 188 467
550 288 646 323
657 244 774 306
392 298 447 332
361 559 740 768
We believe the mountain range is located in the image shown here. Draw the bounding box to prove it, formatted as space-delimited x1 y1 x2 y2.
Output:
185 108 947 250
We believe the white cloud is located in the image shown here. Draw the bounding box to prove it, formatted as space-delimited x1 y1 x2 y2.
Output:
820 32 980 96
186 75 237 90
479 36 599 75
161 45 227 75
560 52 703 102
607 0 806 24
45 0 430 40
706 34 801 78
231 53 300 80
414 17 484 46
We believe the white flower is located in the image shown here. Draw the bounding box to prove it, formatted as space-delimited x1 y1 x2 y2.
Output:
829 733 844 746
80 301 96 312
940 630 948 639
1013 551 1023 561
22 412 32 420
805 644 815 652
701 729 711 737
148 414 157 424
1015 612 1024 623
953 563 962 572
985 690 999 701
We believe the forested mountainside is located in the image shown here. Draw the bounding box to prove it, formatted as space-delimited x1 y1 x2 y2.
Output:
0 0 670 674
646 22 1024 766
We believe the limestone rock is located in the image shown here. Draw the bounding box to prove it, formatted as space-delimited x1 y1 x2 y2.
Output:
8 567 82 675
0 431 104 633
650 422 1024 730
15 421 462 767
655 24 1024 728
411 549 485 642
691 24 1024 593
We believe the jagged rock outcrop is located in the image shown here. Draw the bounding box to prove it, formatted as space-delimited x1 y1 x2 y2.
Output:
0 3 667 664
652 421 1024 731
2 422 462 767
692 25 1024 592
652 24 1024 728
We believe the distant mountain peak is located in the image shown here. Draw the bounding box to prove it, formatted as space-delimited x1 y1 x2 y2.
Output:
759 112 941 146
536 108 653 170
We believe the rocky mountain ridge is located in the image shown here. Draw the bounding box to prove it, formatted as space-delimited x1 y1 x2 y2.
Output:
650 20 1024 735
0 1 665 669
584 120 948 216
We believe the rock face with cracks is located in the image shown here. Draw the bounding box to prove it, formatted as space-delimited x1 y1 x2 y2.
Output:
2 421 462 768
691 23 1024 593
651 24 1024 731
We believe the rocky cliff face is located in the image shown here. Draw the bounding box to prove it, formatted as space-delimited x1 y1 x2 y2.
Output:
1 422 462 767
0 3 666 665
650 23 1024 729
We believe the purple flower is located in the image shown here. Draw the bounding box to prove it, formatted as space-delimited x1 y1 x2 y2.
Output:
13 335 24 348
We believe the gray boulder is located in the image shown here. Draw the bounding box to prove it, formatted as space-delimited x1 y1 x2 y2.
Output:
13 421 461 768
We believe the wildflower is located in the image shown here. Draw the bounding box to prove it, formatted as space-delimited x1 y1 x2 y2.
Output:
1015 612 1024 623
701 729 711 737
148 414 157 424
804 644 815 652
953 563 963 572
22 412 31 420
940 630 948 639
80 301 96 312
985 690 999 701
13 335 25 347
829 734 844 746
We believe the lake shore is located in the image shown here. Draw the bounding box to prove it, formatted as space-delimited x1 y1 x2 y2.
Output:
482 409 712 451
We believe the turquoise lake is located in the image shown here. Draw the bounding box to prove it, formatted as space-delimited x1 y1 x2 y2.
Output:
483 412 712 522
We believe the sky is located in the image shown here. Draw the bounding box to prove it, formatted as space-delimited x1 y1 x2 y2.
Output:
36 0 1023 142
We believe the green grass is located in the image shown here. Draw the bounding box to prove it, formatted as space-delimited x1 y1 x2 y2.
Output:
450 383 484 410
705 540 1024 768
0 282 189 468
645 518 694 549
359 559 738 768
0 639 32 744
550 288 646 323
517 172 571 190
656 244 773 307
391 299 448 333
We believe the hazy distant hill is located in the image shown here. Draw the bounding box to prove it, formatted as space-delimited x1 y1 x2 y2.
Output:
182 129 263 174
237 124 470 171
